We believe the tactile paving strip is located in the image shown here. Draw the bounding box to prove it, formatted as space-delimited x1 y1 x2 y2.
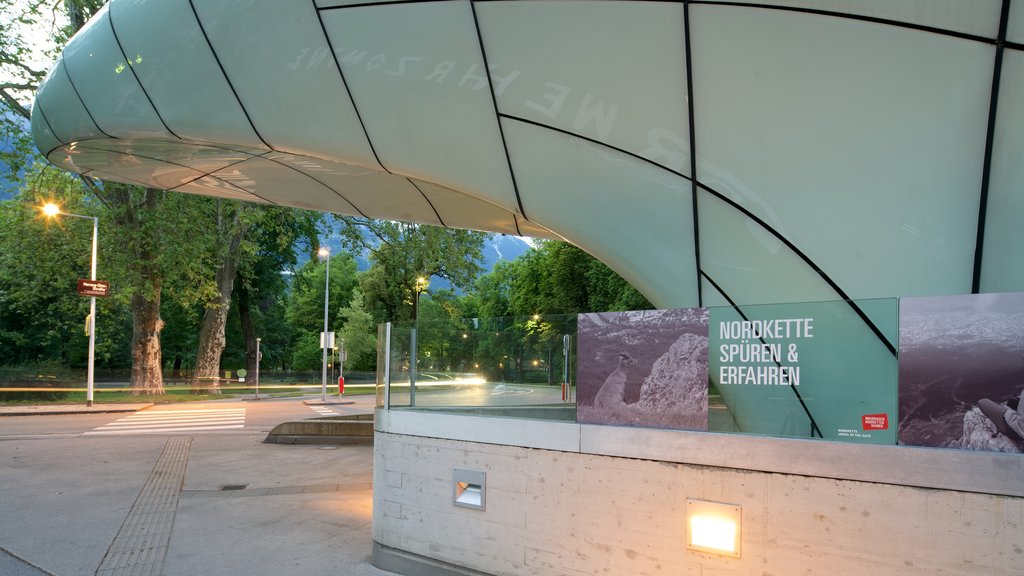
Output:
95 437 191 576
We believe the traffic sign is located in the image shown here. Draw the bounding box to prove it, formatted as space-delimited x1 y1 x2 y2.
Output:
77 279 110 297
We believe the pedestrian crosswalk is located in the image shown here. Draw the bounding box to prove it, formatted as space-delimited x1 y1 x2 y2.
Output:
309 405 337 417
84 408 246 436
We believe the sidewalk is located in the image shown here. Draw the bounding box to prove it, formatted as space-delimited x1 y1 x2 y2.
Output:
0 403 153 417
0 412 394 575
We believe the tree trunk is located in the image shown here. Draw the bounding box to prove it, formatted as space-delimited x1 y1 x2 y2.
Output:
130 290 164 395
237 282 259 378
192 213 247 393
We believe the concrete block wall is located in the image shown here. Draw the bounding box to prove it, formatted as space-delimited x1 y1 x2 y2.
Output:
374 430 1024 576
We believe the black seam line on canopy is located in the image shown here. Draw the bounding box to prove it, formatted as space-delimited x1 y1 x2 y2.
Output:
683 1 702 306
317 0 449 11
32 103 65 148
58 53 115 140
972 0 1011 294
106 7 181 141
314 1 392 175
687 1 1000 46
700 270 824 439
405 179 448 227
185 0 273 151
500 112 897 356
71 143 273 203
258 154 371 218
469 0 528 228
1008 40 1024 51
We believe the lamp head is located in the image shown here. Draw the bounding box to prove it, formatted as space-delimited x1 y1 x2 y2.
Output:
42 203 61 217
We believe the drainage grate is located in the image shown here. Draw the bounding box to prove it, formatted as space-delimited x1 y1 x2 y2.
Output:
220 484 248 491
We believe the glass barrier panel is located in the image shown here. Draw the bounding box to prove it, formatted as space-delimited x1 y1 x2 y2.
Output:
709 298 898 445
387 315 578 421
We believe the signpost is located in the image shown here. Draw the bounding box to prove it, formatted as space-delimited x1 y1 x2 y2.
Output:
77 279 110 297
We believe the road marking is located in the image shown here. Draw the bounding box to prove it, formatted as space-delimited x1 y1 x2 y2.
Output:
84 408 246 435
310 406 336 416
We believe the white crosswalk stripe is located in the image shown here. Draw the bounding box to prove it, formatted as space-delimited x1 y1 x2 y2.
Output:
310 406 336 416
84 408 246 435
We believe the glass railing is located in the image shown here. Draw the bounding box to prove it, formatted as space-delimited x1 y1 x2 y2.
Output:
375 292 1024 455
376 314 578 421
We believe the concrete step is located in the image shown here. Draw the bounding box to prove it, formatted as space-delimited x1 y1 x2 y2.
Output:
264 414 373 445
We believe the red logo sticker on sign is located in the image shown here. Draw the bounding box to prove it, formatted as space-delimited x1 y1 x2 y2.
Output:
862 413 889 430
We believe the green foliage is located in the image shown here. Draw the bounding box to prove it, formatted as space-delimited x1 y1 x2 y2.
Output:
290 331 324 371
336 218 486 323
337 289 376 371
473 240 652 318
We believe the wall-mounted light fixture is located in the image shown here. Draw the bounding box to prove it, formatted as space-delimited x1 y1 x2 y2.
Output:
453 468 486 510
686 498 741 558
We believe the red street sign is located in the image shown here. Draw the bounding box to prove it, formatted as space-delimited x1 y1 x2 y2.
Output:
77 279 110 297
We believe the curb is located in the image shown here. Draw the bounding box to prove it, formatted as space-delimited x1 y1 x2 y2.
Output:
0 403 154 417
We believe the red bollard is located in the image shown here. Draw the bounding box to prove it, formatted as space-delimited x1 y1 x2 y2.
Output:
338 375 345 395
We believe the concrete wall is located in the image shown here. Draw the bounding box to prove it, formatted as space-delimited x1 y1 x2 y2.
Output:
373 410 1024 576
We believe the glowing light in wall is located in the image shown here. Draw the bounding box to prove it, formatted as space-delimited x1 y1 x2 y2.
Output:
686 499 741 558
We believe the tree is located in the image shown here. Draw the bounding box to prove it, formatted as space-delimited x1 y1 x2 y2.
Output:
337 289 376 372
337 218 487 323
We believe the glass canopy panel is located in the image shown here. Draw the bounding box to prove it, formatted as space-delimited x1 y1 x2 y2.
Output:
515 218 559 241
477 1 692 177
264 153 442 225
315 0 408 7
173 176 270 205
321 2 520 214
720 0 1002 38
503 119 697 309
1005 1 1024 44
980 50 1024 293
84 170 151 188
31 108 64 158
698 191 898 351
208 157 362 214
81 140 257 174
109 0 265 149
34 60 105 143
54 146 205 190
410 179 520 236
61 5 173 140
193 0 379 168
691 5 992 300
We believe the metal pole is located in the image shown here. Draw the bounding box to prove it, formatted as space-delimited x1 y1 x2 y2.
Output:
339 339 345 397
409 327 417 407
86 216 97 407
321 251 330 402
383 323 391 409
255 337 261 400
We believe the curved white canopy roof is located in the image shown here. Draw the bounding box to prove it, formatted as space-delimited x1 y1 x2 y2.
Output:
32 0 1024 323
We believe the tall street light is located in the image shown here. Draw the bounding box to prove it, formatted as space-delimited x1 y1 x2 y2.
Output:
413 276 429 321
409 276 428 406
318 246 330 402
42 203 99 407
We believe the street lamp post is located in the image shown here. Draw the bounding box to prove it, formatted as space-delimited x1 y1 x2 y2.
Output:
409 276 428 407
318 246 330 402
42 203 98 407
